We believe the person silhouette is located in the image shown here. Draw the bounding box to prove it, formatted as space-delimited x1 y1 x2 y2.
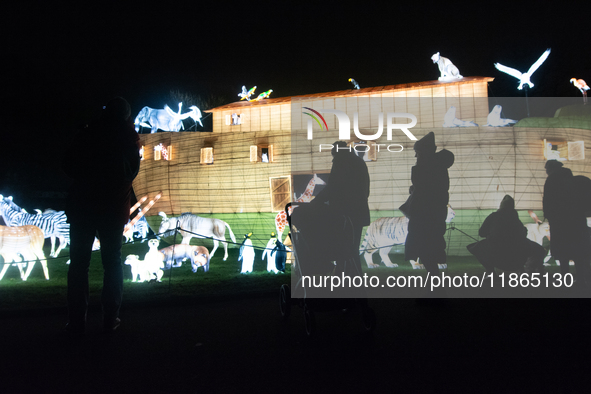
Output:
313 141 370 276
543 160 591 285
467 195 546 275
403 132 454 277
63 97 141 335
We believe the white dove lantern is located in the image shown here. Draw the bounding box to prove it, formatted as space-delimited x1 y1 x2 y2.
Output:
494 48 551 90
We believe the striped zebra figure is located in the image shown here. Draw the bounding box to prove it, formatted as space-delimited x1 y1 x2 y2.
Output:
124 211 150 243
0 195 70 258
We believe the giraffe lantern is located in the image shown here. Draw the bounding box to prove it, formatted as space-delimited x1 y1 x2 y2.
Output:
275 174 326 242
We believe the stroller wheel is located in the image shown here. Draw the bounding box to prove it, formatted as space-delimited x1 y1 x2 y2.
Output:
304 305 316 337
280 284 291 318
362 307 377 332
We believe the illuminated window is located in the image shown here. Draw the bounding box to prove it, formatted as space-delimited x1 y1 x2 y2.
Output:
270 176 291 212
200 147 214 164
568 141 585 161
140 146 145 160
543 139 567 161
225 113 243 125
250 145 274 163
154 144 171 161
542 140 584 161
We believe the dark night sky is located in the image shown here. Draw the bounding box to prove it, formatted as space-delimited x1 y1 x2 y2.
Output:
3 1 590 208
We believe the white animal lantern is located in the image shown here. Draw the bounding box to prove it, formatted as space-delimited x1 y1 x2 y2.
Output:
158 244 210 273
485 105 517 127
431 52 463 81
123 212 149 243
494 48 551 90
134 102 203 133
142 239 165 282
526 211 553 266
0 225 48 281
1 195 69 258
360 205 455 270
262 233 279 274
125 254 151 282
239 233 255 273
191 246 210 272
443 106 478 127
158 212 236 261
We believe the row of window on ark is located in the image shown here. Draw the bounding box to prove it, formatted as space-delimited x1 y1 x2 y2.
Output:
139 144 275 165
138 139 583 166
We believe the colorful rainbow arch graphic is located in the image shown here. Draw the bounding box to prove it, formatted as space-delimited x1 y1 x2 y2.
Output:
302 107 328 131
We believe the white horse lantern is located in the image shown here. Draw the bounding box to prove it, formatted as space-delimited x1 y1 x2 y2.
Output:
134 102 203 133
158 212 236 261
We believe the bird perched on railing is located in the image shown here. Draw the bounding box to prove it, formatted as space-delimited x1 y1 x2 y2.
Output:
349 78 360 89
494 48 551 90
570 78 589 104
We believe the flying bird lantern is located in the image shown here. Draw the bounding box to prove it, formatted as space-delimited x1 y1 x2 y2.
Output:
349 78 360 89
494 48 551 90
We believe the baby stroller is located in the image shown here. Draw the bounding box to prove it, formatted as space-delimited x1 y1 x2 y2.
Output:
279 202 376 337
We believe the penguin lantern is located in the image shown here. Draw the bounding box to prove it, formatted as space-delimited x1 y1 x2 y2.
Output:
239 233 255 273
262 232 279 273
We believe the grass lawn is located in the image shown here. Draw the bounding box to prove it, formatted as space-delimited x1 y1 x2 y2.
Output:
0 236 570 311
0 236 293 312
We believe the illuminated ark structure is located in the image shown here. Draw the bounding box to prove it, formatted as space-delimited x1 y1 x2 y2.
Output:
132 76 591 259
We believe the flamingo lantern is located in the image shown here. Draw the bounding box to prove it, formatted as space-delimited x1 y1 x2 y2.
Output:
570 78 589 104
